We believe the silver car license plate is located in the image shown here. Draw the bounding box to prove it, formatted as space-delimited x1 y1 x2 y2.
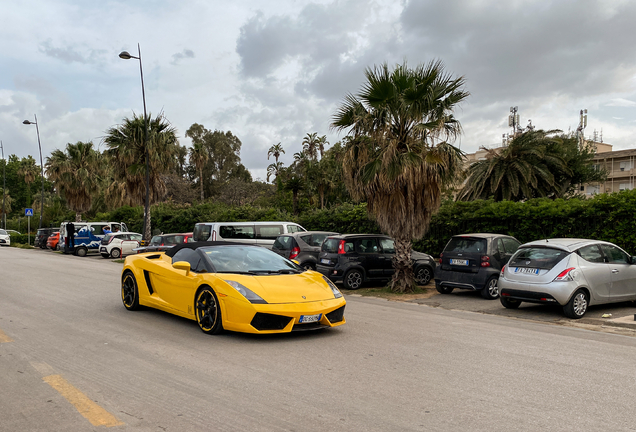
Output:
514 267 539 275
450 259 468 266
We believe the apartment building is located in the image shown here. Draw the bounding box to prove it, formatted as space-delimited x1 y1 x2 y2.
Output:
583 145 636 195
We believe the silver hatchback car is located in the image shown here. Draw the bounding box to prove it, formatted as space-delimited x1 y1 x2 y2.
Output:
498 238 636 318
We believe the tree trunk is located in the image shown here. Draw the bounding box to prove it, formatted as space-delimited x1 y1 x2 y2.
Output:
199 167 204 201
390 237 415 293
75 212 82 222
292 191 299 215
319 185 325 209
144 208 152 240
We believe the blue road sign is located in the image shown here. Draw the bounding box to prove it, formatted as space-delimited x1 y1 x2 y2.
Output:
25 208 33 216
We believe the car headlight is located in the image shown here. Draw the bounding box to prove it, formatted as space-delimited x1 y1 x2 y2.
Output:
322 275 342 299
224 280 267 304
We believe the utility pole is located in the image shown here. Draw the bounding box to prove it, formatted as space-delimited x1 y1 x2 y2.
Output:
508 106 520 136
1 141 5 229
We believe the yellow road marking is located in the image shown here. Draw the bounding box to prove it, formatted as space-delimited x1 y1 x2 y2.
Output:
0 328 13 343
42 375 124 427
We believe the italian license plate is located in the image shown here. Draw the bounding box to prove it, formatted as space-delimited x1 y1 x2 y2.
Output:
450 259 468 266
299 314 322 323
514 267 540 275
320 258 330 264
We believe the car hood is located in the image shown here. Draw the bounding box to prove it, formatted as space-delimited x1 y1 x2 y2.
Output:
411 251 432 261
221 271 336 304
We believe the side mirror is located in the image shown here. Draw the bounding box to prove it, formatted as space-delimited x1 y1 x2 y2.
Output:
173 261 191 275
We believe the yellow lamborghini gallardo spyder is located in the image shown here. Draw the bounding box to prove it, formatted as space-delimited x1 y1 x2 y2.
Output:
121 242 346 334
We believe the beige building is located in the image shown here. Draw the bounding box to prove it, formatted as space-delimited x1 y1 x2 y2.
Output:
583 145 636 196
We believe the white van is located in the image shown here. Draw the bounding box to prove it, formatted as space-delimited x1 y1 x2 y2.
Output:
192 222 306 249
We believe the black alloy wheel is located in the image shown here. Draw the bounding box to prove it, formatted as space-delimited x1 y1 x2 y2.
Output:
343 269 363 290
110 248 121 259
436 285 454 294
415 266 433 286
121 272 140 310
481 276 500 300
195 287 223 334
500 296 521 309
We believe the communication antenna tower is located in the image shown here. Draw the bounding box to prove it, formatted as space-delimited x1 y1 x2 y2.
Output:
576 109 588 148
508 106 520 135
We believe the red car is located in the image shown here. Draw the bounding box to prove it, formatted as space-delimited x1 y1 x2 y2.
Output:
47 232 61 250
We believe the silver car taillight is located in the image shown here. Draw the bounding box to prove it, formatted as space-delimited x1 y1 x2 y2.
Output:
553 267 576 282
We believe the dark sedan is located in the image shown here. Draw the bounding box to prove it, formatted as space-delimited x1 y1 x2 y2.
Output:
133 232 193 254
272 231 339 270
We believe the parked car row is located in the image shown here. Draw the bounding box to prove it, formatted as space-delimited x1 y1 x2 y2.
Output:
434 233 636 319
27 219 636 320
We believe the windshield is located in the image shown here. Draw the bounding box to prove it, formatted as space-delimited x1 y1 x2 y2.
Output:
509 247 570 270
0 229 6 235
444 237 487 254
201 245 303 274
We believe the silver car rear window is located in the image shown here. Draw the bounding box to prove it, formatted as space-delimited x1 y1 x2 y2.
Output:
509 247 570 270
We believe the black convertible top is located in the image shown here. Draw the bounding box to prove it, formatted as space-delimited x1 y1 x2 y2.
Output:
164 241 254 258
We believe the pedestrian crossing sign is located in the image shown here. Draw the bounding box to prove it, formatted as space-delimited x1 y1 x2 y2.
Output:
25 208 33 216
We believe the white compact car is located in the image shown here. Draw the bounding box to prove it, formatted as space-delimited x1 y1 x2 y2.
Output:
0 229 10 246
499 238 636 319
100 232 142 258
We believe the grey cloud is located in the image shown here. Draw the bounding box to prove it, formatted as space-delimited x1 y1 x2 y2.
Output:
399 0 636 103
38 40 106 65
171 49 195 65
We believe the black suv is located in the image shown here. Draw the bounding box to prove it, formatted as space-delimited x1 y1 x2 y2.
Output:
316 234 436 289
435 233 520 299
272 231 338 270
35 228 59 249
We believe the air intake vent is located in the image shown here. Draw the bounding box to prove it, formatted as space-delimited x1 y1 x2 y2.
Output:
326 306 345 324
250 313 292 331
143 270 154 295
145 254 161 260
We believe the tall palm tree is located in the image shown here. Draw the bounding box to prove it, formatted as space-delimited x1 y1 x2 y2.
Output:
104 113 179 240
267 143 285 163
317 135 328 159
332 60 468 293
189 142 209 201
267 161 284 182
18 157 38 208
458 130 569 201
46 141 102 222
302 133 319 160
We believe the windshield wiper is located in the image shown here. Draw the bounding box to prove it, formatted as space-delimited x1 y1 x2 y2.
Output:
215 270 259 275
248 269 302 274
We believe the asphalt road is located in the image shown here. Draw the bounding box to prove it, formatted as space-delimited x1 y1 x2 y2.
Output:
2 247 636 432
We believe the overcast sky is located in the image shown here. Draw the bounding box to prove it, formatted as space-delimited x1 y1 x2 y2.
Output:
2 0 636 181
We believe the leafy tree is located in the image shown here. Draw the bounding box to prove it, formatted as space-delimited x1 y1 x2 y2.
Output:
185 124 244 197
46 141 103 222
332 60 468 293
188 142 209 201
104 113 179 239
267 143 285 163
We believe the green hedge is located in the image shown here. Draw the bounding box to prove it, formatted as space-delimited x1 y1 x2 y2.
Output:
91 190 636 256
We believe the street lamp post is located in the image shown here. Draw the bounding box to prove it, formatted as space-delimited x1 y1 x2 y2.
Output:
1 140 5 229
22 116 45 229
119 44 150 242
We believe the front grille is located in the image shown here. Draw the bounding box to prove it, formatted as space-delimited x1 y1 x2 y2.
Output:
292 322 328 331
326 306 345 324
251 313 292 331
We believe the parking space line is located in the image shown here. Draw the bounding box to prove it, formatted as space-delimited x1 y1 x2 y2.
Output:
0 328 13 343
42 374 124 427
